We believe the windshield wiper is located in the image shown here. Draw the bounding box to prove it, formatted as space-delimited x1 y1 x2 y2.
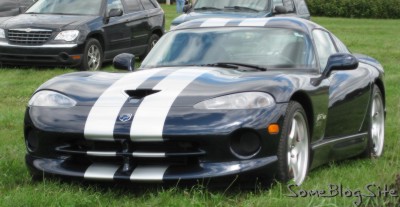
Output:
224 6 260 12
194 6 222 11
203 62 267 71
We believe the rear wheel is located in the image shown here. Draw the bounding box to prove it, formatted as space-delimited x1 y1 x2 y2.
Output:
139 33 160 60
277 101 310 186
362 85 385 158
80 38 103 71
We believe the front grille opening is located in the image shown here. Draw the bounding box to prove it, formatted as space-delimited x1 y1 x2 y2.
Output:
7 29 53 45
59 140 203 167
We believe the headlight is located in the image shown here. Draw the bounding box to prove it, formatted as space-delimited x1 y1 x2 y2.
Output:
55 30 79 41
194 92 275 110
0 28 5 38
28 91 77 108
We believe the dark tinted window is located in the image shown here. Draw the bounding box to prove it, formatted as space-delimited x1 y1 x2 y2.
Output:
124 0 143 12
140 0 156 10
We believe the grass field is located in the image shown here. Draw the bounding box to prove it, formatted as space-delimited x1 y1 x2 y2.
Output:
1 4 400 207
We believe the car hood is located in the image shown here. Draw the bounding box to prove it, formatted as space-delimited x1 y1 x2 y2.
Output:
0 14 97 30
172 11 267 25
36 67 313 107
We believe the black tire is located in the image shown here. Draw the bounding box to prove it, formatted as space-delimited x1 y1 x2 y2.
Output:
139 33 160 61
80 38 103 71
277 101 310 185
360 85 385 158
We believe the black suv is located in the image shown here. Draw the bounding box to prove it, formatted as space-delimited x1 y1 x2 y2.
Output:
0 0 34 17
171 0 310 29
0 0 165 70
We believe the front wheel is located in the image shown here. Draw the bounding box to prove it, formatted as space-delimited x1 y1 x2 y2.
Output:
80 38 103 71
277 101 310 186
139 34 160 60
362 85 385 158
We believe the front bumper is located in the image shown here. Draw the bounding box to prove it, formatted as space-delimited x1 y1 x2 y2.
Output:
26 154 278 182
0 42 84 67
24 103 288 183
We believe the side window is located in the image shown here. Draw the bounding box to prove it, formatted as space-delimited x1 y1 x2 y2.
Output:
313 30 337 71
273 0 294 13
332 35 350 53
107 0 124 14
124 0 143 12
273 0 284 7
140 0 156 10
294 0 309 15
283 0 295 12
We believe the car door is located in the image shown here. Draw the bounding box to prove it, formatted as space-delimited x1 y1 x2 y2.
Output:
313 29 371 139
122 0 149 55
103 0 132 59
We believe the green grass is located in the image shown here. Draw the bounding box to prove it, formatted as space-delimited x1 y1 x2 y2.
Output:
1 4 400 206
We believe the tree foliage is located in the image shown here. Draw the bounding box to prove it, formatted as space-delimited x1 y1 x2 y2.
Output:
306 0 400 18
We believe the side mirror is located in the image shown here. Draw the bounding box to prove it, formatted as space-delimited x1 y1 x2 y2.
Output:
108 8 123 18
274 5 287 14
183 4 192 13
323 53 359 77
113 53 135 71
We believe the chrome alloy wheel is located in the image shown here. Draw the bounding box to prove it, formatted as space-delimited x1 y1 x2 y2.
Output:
287 111 309 185
371 91 385 157
87 45 101 70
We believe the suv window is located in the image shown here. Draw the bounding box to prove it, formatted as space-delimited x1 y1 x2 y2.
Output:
313 30 337 71
295 0 309 15
140 0 156 10
107 0 124 14
124 0 143 12
273 0 295 12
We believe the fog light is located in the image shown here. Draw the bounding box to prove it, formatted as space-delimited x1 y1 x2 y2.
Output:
230 131 261 159
26 130 39 152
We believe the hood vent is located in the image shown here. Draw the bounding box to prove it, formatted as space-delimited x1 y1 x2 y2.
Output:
125 89 160 99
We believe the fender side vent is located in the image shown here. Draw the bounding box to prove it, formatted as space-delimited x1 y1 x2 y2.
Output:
125 89 160 99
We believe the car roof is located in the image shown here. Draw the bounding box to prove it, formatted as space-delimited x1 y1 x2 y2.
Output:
172 17 324 35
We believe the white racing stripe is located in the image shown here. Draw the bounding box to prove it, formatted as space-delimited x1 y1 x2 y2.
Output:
130 69 212 141
84 163 119 180
130 166 169 181
238 19 270 27
200 18 231 27
84 69 165 141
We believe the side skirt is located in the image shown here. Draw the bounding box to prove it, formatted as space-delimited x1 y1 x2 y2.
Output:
310 132 368 169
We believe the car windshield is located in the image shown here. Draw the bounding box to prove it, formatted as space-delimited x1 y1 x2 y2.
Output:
141 28 316 70
194 0 268 12
26 0 102 15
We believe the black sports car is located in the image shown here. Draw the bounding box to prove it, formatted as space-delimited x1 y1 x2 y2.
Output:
24 17 385 186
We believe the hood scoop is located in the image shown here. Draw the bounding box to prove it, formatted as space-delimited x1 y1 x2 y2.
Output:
125 89 160 100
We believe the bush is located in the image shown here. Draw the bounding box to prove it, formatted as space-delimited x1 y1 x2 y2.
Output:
306 0 400 18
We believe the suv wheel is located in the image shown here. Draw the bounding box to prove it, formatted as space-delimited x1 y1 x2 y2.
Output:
80 38 103 71
139 34 160 60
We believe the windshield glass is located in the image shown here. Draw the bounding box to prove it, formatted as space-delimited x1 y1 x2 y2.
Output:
194 0 268 11
26 0 102 15
141 28 316 70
